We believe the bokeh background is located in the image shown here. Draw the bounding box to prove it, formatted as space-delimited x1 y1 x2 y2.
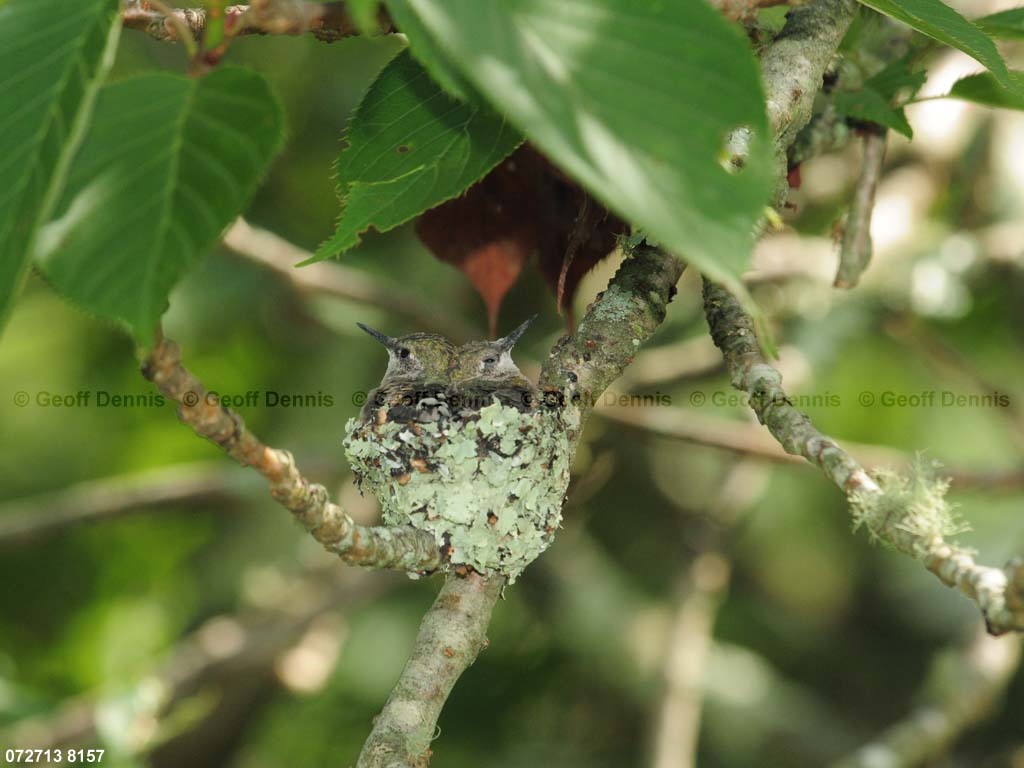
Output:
1 8 1024 767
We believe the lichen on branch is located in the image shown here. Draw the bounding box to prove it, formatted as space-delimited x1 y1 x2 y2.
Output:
849 458 969 555
540 243 685 434
356 572 503 768
703 280 1024 635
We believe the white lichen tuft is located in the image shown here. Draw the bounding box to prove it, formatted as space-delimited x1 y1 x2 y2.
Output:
343 402 574 583
848 457 968 559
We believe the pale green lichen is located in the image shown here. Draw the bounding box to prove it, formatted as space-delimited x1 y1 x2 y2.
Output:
591 284 635 325
849 458 969 559
343 402 572 583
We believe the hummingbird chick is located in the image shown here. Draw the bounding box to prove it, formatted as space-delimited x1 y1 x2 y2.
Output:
344 315 570 582
451 316 538 414
357 323 456 424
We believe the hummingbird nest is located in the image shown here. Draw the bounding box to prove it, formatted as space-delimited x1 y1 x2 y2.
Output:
343 401 574 583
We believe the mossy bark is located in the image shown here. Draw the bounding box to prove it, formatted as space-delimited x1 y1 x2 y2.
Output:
540 244 685 439
356 573 503 768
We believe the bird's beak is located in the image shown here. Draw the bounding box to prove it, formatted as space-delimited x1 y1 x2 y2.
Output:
356 323 395 350
498 315 536 351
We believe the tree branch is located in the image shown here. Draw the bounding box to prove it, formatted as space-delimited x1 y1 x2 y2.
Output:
0 461 234 546
123 1 391 44
356 572 503 768
227 233 682 764
652 554 730 768
615 333 723 389
760 0 858 201
539 245 685 431
651 460 767 768
224 218 477 341
600 402 907 469
141 333 441 572
703 280 1024 634
788 103 852 167
835 128 887 289
600 402 1024 493
706 0 789 22
694 0 1024 635
7 566 388 754
830 629 1022 768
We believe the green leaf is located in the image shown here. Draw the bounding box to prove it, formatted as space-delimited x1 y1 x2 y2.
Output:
348 0 384 35
35 68 285 345
834 86 914 138
384 2 473 99
384 0 775 294
946 70 1024 111
865 57 928 101
857 0 1011 87
0 0 122 337
976 8 1024 40
313 49 522 262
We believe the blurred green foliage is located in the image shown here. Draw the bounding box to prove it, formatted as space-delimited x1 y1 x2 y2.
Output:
0 21 1022 768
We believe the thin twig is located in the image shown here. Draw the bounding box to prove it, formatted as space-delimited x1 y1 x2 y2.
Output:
601 401 1024 493
143 0 200 55
141 332 442 572
885 312 1024 450
6 567 390 753
700 0 1024 634
223 218 477 341
835 128 887 289
555 193 592 314
0 462 234 546
830 629 1022 768
651 461 767 768
703 279 1024 634
616 334 724 389
539 524 859 757
599 402 907 469
356 573 504 767
122 1 389 44
652 554 730 768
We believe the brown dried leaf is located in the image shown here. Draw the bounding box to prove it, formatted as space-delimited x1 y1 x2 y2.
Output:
416 149 539 336
417 146 626 334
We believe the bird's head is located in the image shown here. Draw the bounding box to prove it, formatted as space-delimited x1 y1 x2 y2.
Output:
451 317 535 384
357 324 455 383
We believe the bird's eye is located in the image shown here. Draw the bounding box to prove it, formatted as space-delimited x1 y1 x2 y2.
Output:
483 356 497 365
399 347 411 359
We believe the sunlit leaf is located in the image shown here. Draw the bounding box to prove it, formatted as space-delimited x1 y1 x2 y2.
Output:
35 68 285 345
946 70 1024 111
0 0 122 336
858 0 1012 88
314 49 521 262
975 7 1024 40
385 2 471 97
385 0 775 294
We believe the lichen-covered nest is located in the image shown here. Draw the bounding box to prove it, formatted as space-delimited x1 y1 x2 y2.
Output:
343 402 574 582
